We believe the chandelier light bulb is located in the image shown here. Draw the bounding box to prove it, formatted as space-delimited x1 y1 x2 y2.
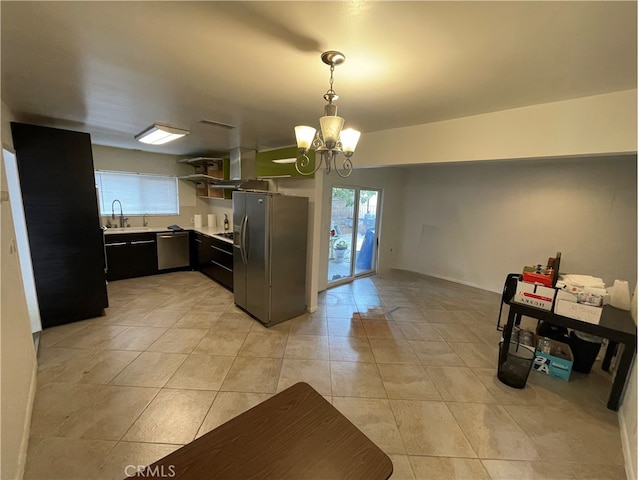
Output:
340 128 361 154
319 116 345 148
294 126 316 150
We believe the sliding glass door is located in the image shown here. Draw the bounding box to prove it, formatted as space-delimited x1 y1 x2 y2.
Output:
328 187 381 285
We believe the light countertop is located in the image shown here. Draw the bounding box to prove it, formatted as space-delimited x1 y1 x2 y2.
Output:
103 225 233 243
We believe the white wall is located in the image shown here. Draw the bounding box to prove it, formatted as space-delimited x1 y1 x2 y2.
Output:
356 90 637 167
92 145 211 228
398 155 637 292
319 167 408 291
1 103 38 480
3 148 41 335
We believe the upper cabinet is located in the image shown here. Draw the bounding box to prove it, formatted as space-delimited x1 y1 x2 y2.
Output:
178 157 231 199
255 146 316 178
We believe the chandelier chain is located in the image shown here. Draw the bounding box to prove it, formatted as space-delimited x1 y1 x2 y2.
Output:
327 64 336 101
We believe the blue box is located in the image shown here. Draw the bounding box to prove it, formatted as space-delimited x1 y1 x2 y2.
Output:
531 337 573 381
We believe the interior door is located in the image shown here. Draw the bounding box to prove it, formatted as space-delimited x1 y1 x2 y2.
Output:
328 187 381 286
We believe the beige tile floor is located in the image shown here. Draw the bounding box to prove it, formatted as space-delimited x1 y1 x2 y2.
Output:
26 270 627 479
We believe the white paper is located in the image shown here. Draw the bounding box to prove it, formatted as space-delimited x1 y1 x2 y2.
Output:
561 274 606 288
554 300 602 324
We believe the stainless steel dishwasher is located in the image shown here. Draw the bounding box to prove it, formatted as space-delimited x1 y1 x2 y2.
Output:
156 231 190 270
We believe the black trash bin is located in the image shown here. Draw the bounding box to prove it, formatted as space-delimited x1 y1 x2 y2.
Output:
536 321 569 343
568 331 603 373
497 330 536 389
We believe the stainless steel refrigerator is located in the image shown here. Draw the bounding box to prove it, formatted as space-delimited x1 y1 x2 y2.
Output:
232 191 309 326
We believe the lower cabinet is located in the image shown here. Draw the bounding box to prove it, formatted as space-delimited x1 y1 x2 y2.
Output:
193 232 212 270
105 233 158 281
207 237 234 290
107 230 232 288
194 232 233 290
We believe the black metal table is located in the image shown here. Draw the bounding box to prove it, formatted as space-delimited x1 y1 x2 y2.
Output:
500 300 637 411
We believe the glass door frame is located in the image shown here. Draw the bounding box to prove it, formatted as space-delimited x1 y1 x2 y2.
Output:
327 185 382 287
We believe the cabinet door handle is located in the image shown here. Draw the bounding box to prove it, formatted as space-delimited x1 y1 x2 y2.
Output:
210 260 233 272
158 234 188 239
195 239 202 243
130 240 155 245
105 242 127 247
210 245 232 255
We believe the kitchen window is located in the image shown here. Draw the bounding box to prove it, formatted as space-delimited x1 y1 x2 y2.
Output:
95 170 179 215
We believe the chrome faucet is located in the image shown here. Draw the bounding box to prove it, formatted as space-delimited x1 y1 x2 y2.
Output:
111 199 124 228
143 214 149 227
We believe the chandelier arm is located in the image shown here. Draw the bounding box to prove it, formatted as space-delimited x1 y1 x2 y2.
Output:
334 156 353 178
295 151 324 176
311 132 324 150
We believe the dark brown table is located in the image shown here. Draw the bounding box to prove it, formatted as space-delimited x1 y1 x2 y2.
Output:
501 300 637 411
132 382 393 479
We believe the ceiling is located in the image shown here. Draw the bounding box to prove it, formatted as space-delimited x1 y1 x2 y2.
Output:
2 1 636 158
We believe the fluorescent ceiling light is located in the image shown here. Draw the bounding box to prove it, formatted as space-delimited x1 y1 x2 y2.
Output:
272 158 297 164
135 123 189 145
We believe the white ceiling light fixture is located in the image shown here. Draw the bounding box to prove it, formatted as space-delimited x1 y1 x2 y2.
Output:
135 123 189 145
294 51 361 178
272 158 297 164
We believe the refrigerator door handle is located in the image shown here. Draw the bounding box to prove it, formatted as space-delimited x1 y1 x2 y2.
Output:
241 213 249 264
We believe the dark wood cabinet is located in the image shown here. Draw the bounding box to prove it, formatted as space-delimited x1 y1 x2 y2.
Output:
208 237 233 290
11 123 108 328
104 238 129 281
105 233 158 281
129 235 158 277
192 232 233 290
193 233 213 271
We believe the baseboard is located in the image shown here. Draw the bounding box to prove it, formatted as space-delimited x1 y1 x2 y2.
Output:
16 361 37 480
619 410 637 480
412 270 501 295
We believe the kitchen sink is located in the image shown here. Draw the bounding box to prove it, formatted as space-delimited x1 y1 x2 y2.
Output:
104 227 153 234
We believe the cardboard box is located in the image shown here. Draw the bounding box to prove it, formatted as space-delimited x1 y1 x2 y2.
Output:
532 336 573 381
554 299 602 324
207 161 224 179
513 281 557 311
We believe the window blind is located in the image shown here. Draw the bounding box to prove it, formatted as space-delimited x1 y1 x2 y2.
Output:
95 170 179 215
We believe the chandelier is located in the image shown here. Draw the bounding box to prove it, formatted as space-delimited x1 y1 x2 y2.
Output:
294 51 361 178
